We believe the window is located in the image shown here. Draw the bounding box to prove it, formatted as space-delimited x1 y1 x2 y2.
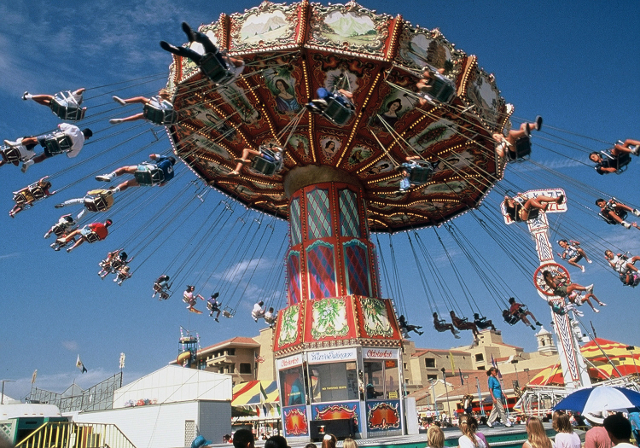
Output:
404 363 408 370
308 361 359 403
227 348 236 356
363 360 400 401
424 358 436 368
280 365 305 406
477 366 486 370
239 363 251 374
475 354 484 362
427 374 438 380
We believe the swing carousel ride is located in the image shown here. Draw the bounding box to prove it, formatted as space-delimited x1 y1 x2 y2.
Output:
5 0 640 439
160 1 516 437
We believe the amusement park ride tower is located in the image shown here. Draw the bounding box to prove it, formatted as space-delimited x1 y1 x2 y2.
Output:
162 0 575 439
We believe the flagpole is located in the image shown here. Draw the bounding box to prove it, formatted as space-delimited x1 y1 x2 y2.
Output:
441 368 451 424
475 377 485 417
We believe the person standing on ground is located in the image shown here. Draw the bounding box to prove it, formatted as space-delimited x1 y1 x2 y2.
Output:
232 429 255 448
522 416 553 448
584 412 612 448
486 367 511 428
603 413 635 448
552 411 581 448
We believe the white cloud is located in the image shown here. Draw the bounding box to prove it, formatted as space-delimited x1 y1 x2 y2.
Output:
61 340 79 351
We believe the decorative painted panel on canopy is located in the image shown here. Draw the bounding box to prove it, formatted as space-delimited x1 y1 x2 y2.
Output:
165 1 511 232
273 295 402 354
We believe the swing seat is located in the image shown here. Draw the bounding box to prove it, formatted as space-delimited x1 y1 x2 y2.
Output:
84 194 114 212
409 163 435 184
28 184 48 201
43 133 73 157
222 307 235 318
322 96 355 126
50 91 86 121
600 207 628 225
601 150 631 174
250 146 283 175
13 191 32 206
143 102 177 126
1 146 22 164
420 73 456 105
199 53 235 85
507 136 532 162
620 271 640 287
52 223 76 238
85 231 101 244
134 164 165 186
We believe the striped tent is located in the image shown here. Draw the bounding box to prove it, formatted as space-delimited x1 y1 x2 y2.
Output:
232 380 279 406
528 339 639 386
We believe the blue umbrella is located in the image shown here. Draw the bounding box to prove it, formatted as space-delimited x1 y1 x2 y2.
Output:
553 386 640 413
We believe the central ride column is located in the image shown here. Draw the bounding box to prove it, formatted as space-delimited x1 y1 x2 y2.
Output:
274 166 405 441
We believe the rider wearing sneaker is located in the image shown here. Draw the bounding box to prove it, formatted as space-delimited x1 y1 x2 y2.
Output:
95 154 176 191
12 124 92 172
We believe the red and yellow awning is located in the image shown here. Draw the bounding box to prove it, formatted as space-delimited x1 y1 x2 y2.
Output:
232 380 279 406
528 338 639 386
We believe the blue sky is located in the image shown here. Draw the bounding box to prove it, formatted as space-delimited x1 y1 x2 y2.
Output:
1 0 639 400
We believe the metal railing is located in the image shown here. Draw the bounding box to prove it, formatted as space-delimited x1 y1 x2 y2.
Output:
16 422 136 448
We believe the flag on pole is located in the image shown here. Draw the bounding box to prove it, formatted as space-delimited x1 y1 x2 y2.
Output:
31 369 37 384
491 354 502 378
449 351 456 375
119 353 126 370
458 368 464 385
255 352 265 363
76 355 88 373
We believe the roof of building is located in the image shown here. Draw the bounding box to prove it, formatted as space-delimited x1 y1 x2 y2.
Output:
412 348 470 357
198 337 261 355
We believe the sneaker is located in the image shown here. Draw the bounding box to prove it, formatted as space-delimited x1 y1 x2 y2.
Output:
254 318 258 322
160 41 181 53
535 115 543 131
486 421 493 428
21 159 34 173
95 174 113 182
109 118 123 125
536 321 543 326
531 325 536 330
588 259 593 264
22 91 29 101
557 194 565 204
181 22 197 42
633 209 640 217
586 284 594 294
66 248 72 253
112 96 127 106
55 203 65 209
631 145 640 156
305 102 322 114
524 123 531 137
215 318 219 322
454 334 461 339
623 221 632 229
594 309 599 313
4 139 18 147
581 265 585 273
599 302 606 306
506 421 513 427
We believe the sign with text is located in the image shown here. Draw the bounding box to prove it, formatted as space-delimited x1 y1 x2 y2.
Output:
308 348 357 364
